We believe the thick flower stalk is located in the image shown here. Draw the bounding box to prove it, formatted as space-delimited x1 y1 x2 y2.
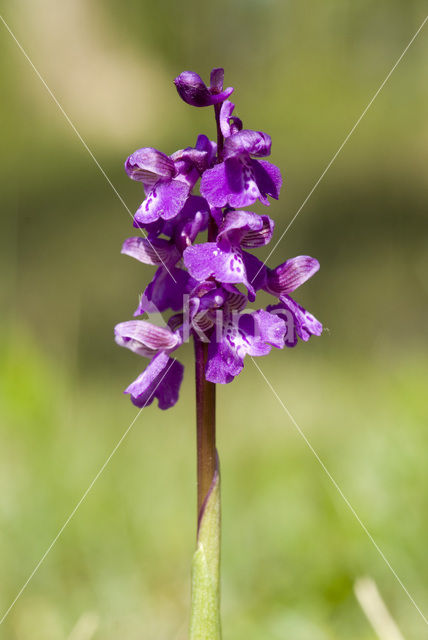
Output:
115 67 322 638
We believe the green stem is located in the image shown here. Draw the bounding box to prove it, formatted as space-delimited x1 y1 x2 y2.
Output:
191 338 221 639
190 453 221 640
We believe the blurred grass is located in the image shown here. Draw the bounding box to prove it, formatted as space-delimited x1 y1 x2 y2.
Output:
1 0 428 638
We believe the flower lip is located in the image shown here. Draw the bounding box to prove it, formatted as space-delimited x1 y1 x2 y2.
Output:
125 352 184 410
204 308 286 384
200 154 281 209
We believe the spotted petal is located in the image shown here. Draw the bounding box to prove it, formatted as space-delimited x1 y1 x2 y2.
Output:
205 309 285 384
183 242 256 300
200 156 280 209
134 179 190 225
267 295 322 346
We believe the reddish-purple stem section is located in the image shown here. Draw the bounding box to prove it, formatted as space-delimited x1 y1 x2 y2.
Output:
193 102 224 524
194 104 224 529
194 338 216 519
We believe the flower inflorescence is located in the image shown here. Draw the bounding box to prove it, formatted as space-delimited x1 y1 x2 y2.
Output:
115 68 322 409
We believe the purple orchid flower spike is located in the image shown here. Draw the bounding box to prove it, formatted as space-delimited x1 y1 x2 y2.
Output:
115 67 323 638
118 66 322 408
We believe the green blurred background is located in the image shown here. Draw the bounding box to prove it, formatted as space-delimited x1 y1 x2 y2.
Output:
1 1 427 638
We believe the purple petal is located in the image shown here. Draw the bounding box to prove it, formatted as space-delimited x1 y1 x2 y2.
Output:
220 101 243 139
209 87 234 104
195 134 217 167
210 67 225 92
121 237 180 266
223 285 248 312
183 242 255 299
220 100 235 137
201 157 265 209
218 210 274 248
242 251 269 292
125 148 175 186
281 295 322 341
134 179 190 225
224 130 271 158
125 352 184 410
241 215 274 248
199 160 232 208
267 295 322 346
115 320 180 357
171 137 216 183
177 211 208 250
206 336 243 384
167 313 184 332
267 256 320 295
205 309 285 384
135 266 195 315
251 159 282 202
171 195 210 251
144 195 208 245
171 140 214 175
251 309 286 349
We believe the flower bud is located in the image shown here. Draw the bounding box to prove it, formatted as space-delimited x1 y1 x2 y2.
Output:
174 69 233 107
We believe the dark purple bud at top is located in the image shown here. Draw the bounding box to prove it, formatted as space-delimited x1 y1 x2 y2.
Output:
174 69 233 107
